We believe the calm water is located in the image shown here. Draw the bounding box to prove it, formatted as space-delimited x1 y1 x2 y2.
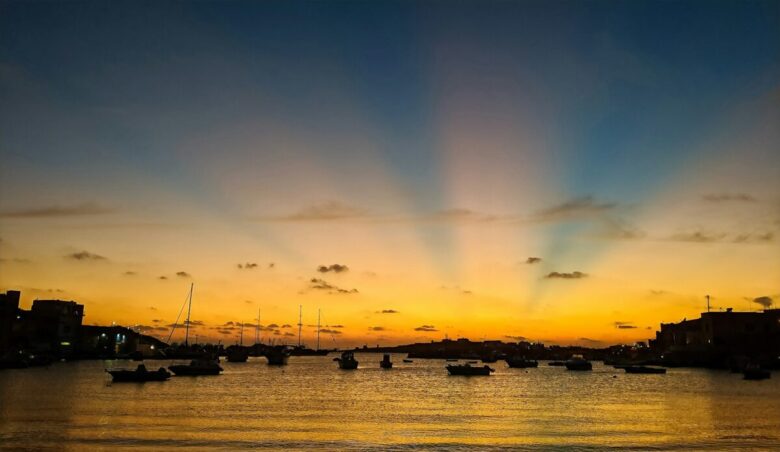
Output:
1 354 779 450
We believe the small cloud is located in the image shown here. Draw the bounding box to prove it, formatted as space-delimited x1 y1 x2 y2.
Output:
329 324 344 329
461 290 472 295
750 296 773 308
268 201 371 222
534 196 616 222
369 326 385 331
702 193 755 203
66 250 107 261
649 290 668 296
308 278 358 295
281 324 292 328
158 276 168 280
317 264 349 273
123 271 137 276
267 323 279 328
176 271 191 278
505 335 526 341
545 271 587 279
244 300 253 304
669 231 727 243
0 202 114 218
136 325 169 333
579 337 601 344
152 319 162 323
268 262 275 269
414 325 438 332
614 321 637 329
237 262 259 270
283 332 295 337
525 257 542 264
0 257 31 264
148 306 158 311
320 328 342 335
378 309 398 314
733 232 773 243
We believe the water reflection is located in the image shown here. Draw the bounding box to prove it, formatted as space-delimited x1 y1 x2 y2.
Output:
1 354 778 449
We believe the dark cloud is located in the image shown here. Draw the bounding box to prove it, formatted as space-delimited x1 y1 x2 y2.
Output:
237 262 259 270
614 321 637 329
151 319 162 323
66 250 107 261
751 296 773 308
158 276 168 280
329 324 344 328
369 326 385 331
270 201 371 222
733 232 773 243
702 193 756 203
534 196 616 222
268 263 275 269
176 271 191 278
579 337 601 344
0 202 114 218
244 300 253 304
283 332 295 337
308 278 358 294
319 328 342 335
166 319 204 328
525 257 542 264
123 271 137 276
281 324 292 328
0 257 31 264
505 335 527 341
545 271 587 279
461 290 473 295
317 264 349 273
135 325 168 333
267 323 279 328
414 325 438 332
148 306 158 311
378 309 398 314
669 231 727 243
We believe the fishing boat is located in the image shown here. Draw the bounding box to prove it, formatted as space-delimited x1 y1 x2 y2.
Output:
565 355 593 371
506 356 539 368
743 364 771 380
623 365 666 374
446 363 494 376
107 364 171 382
334 351 358 369
166 284 223 376
264 345 290 365
380 353 393 369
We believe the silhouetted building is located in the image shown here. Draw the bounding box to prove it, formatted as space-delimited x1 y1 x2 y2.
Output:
0 290 21 356
78 325 167 358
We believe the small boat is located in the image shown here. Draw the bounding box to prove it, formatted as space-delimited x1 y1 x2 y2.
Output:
565 355 592 371
548 361 566 366
506 356 539 368
335 351 358 369
743 364 771 380
264 346 290 366
446 358 459 362
169 357 223 376
446 363 494 376
403 359 413 363
226 346 249 363
107 364 171 382
624 365 666 374
380 353 393 369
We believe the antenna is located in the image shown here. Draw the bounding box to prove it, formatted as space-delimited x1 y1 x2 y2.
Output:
298 305 303 347
317 308 321 351
706 294 711 313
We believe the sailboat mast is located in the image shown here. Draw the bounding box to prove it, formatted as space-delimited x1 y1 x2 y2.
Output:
239 322 244 346
317 308 321 351
184 283 193 347
298 305 303 347
256 307 260 345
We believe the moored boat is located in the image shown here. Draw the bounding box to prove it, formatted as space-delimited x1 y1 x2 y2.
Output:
380 353 393 369
446 363 494 376
743 364 771 380
565 355 592 371
506 356 539 368
402 359 413 363
264 345 290 366
548 361 566 366
335 351 358 369
107 364 171 382
169 357 223 376
226 346 249 363
624 365 666 374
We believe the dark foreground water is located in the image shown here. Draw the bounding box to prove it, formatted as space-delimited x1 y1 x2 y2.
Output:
1 354 779 450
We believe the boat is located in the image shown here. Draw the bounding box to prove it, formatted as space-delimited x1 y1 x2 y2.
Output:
380 353 393 369
169 357 223 376
624 365 666 374
226 346 249 363
548 361 566 366
402 359 413 363
264 345 290 366
506 356 539 368
743 364 771 380
334 351 358 369
446 358 459 362
565 355 592 371
446 363 494 376
107 364 171 382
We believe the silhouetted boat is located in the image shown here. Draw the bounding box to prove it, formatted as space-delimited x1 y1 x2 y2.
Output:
548 361 566 366
289 346 330 356
565 355 592 371
335 351 358 369
226 346 249 363
446 358 458 362
624 365 666 374
264 345 290 365
446 363 494 376
743 364 771 380
380 353 393 369
107 364 171 382
169 357 223 376
506 357 538 368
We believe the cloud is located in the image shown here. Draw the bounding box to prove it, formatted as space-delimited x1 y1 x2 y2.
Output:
751 296 773 308
158 276 168 280
669 231 727 243
378 309 399 314
135 325 169 333
649 290 668 296
317 264 349 273
176 271 191 278
0 202 114 218
702 193 756 203
267 201 371 222
461 290 473 295
268 263 275 269
614 321 637 329
0 257 31 264
308 278 358 294
148 306 158 311
329 324 344 328
525 257 542 264
579 337 602 344
319 328 342 335
423 208 510 223
267 323 279 328
283 332 295 337
244 300 253 304
545 271 587 279
414 325 438 332
733 232 773 243
505 335 527 341
534 196 616 222
166 319 204 328
281 324 292 328
369 326 386 331
597 217 646 240
66 251 107 261
237 262 259 269
123 271 137 276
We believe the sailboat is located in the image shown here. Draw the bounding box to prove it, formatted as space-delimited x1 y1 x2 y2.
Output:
168 284 223 376
226 322 249 363
290 306 330 356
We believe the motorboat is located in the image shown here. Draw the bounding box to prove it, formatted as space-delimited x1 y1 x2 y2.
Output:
446 363 494 376
565 355 592 371
107 364 171 382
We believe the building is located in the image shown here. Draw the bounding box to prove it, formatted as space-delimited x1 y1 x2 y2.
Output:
78 325 167 359
0 290 21 356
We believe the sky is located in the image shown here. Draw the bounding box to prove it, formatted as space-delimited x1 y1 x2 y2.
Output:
1 0 779 347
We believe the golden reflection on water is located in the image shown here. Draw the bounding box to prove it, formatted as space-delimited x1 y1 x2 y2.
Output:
1 354 779 449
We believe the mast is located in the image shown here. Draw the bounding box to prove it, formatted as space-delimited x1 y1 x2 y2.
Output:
184 283 194 347
706 294 711 313
297 305 303 347
317 308 321 351
239 322 244 346
255 307 260 345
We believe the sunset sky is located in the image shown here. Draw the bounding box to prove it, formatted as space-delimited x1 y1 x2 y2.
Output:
1 1 778 347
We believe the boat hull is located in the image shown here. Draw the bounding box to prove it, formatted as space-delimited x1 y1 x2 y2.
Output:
506 359 538 368
565 362 593 371
446 365 494 376
107 369 171 382
168 365 223 376
624 366 666 374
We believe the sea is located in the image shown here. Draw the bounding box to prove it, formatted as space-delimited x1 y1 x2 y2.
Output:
1 354 779 450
